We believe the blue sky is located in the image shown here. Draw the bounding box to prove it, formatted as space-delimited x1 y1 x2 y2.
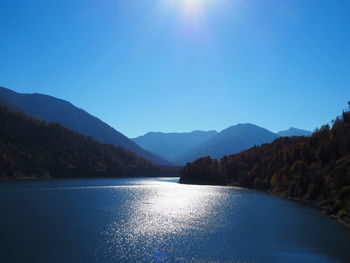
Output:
1 0 349 138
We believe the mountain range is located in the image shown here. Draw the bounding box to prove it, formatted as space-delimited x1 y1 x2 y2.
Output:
0 87 313 167
0 87 170 165
175 123 279 164
277 127 313 137
134 125 312 165
132 130 218 162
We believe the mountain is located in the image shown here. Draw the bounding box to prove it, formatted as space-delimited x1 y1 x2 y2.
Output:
176 123 279 164
132 130 218 163
0 87 170 165
0 106 177 179
180 106 350 226
277 127 312 137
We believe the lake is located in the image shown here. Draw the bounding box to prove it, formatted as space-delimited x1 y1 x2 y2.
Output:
0 177 349 263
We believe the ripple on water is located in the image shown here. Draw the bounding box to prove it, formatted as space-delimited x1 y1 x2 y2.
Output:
0 177 350 263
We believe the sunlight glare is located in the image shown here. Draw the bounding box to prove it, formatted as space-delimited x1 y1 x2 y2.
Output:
182 0 206 17
183 0 203 9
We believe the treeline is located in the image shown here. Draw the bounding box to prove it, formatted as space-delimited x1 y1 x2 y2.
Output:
0 106 178 179
181 104 350 225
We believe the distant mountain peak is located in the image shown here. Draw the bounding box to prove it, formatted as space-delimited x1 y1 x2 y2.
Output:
277 127 312 137
140 130 217 137
175 123 279 164
133 130 218 163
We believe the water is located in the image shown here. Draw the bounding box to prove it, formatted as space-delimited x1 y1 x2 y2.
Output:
0 177 349 263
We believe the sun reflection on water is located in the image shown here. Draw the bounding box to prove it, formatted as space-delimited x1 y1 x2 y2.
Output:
129 185 217 235
2 178 349 262
101 179 231 261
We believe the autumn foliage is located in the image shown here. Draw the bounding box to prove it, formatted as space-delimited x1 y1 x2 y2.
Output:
181 105 350 224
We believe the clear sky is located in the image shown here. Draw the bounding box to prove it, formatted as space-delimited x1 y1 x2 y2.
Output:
1 0 349 138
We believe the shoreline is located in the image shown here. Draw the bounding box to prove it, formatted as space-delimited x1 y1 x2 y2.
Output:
273 192 350 230
0 174 180 182
180 179 350 230
3 176 349 229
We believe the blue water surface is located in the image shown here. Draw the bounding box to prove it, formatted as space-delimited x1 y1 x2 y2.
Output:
0 177 349 263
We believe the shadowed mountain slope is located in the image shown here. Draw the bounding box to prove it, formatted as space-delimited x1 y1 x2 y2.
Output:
0 106 176 179
0 87 170 165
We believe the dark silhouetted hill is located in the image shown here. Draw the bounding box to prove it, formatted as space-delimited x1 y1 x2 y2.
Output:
0 106 178 179
180 104 350 226
0 87 170 165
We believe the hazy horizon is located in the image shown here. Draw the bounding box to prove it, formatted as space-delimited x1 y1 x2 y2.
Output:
1 0 349 137
0 85 335 139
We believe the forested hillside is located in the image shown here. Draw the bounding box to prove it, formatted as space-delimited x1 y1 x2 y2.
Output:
0 87 170 165
181 104 350 225
0 106 175 179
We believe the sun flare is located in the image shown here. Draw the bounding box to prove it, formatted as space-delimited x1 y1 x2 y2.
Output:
182 0 205 12
183 0 202 8
178 0 208 20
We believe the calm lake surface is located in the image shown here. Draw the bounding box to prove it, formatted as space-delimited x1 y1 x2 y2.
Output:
0 177 350 263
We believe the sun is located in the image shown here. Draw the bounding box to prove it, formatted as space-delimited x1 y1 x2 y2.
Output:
181 0 207 17
161 0 215 17
183 0 203 8
183 0 205 10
